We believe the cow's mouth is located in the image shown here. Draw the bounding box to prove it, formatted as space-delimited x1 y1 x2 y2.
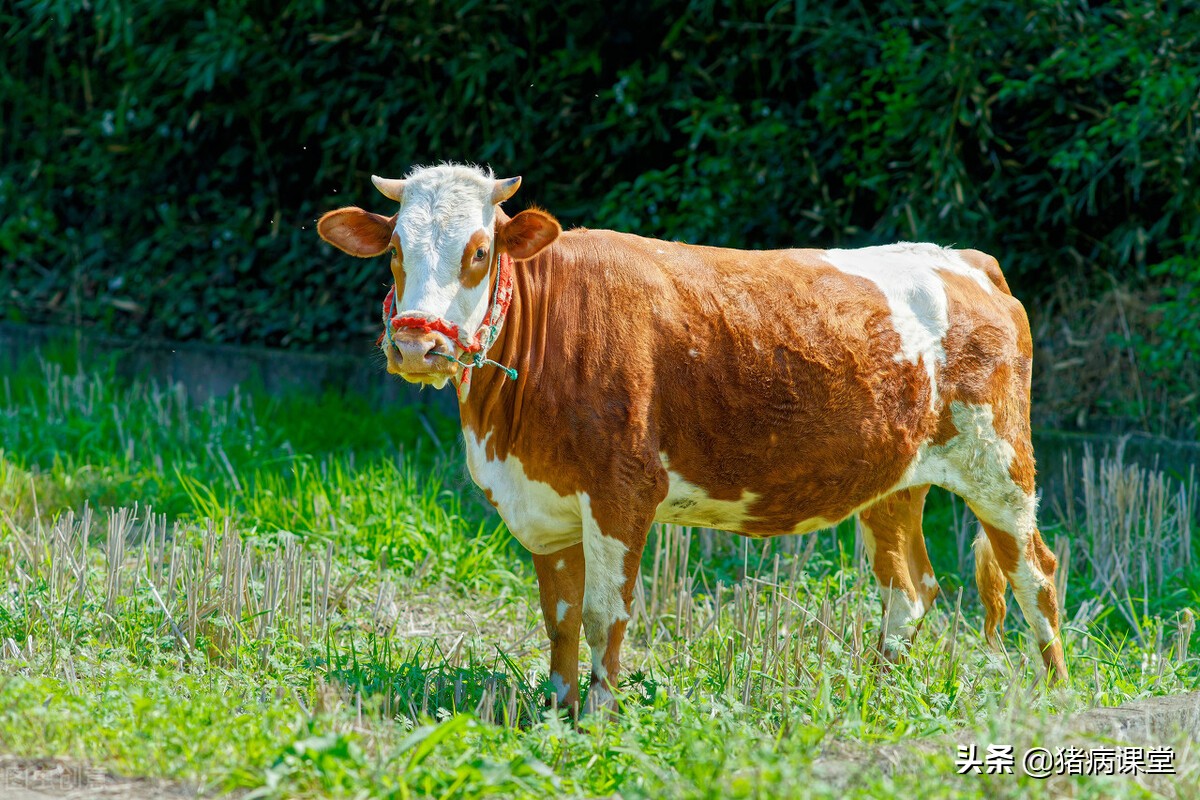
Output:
398 370 455 389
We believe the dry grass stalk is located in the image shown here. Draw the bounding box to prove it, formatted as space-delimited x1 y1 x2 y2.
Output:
5 504 339 664
1056 443 1194 645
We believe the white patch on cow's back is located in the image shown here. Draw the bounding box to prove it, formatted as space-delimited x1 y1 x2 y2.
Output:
463 432 582 554
821 243 992 406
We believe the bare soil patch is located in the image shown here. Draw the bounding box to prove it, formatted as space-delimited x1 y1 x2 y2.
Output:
813 690 1200 795
0 755 201 799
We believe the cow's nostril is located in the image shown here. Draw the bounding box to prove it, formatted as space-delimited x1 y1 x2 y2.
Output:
391 334 453 370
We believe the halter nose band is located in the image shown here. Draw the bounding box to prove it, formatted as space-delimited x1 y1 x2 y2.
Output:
385 305 470 351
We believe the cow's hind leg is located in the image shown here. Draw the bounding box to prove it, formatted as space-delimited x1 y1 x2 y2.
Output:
859 485 940 662
935 402 1067 682
532 543 586 713
973 528 1009 648
579 494 653 715
973 518 1066 681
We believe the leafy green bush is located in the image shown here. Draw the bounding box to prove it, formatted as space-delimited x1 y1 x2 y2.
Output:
2 0 1198 401
1130 252 1200 423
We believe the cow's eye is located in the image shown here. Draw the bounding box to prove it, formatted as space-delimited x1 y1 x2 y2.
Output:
474 247 486 261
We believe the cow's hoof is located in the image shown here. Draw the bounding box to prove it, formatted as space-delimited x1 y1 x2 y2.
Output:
582 683 617 718
542 694 580 723
872 633 912 668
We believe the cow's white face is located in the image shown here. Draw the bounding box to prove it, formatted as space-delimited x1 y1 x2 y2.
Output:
317 164 559 388
391 167 504 361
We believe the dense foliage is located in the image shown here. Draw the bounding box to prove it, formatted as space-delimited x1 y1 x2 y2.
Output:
3 1 1198 387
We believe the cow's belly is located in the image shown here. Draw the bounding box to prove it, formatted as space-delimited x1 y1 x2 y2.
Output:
654 469 757 530
464 433 583 554
654 465 839 536
464 438 902 550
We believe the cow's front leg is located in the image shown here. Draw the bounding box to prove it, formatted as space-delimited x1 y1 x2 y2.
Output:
579 495 650 714
532 543 585 712
860 486 937 662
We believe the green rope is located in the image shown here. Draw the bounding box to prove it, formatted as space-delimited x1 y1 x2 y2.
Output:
431 351 518 382
475 355 518 382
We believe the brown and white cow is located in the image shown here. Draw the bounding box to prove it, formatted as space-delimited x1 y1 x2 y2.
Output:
317 164 1066 713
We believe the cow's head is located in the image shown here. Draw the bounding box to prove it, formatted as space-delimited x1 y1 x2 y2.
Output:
317 164 560 387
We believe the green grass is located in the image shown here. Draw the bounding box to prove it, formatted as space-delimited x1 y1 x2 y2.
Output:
0 351 1197 798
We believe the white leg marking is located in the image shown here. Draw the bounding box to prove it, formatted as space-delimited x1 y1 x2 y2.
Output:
861 518 930 656
903 402 1038 534
579 494 629 688
902 402 1056 646
1008 555 1056 644
555 598 570 624
549 672 570 704
584 656 614 714
555 558 566 571
879 586 924 656
921 573 939 590
586 682 614 713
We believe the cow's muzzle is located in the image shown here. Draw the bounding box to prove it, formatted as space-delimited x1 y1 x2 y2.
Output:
385 330 459 384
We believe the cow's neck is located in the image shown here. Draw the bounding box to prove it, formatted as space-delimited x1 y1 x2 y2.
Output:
455 249 541 446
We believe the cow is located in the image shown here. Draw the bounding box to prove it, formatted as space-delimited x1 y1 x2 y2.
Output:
317 163 1066 714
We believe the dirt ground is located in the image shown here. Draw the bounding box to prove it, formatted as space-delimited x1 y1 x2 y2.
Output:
3 691 1197 798
0 755 199 799
814 690 1200 796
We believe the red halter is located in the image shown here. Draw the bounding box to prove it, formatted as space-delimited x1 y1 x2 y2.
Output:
377 251 516 399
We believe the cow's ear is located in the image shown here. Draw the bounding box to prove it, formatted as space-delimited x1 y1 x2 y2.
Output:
317 207 396 257
498 208 560 261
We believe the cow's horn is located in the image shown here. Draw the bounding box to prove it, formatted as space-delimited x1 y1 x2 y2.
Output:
492 176 522 205
371 175 406 203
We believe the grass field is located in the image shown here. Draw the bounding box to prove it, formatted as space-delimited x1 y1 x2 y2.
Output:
1 351 1197 798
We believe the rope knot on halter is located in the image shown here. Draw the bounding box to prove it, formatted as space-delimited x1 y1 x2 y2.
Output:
378 250 517 397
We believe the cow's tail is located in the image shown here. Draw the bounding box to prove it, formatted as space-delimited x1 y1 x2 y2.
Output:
974 528 1008 647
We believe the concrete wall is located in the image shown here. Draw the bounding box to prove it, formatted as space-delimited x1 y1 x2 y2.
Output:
0 323 457 416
